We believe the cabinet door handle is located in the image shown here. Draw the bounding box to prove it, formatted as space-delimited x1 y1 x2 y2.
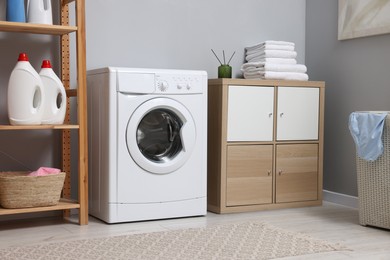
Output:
268 113 273 118
279 112 284 117
267 170 271 176
278 170 283 175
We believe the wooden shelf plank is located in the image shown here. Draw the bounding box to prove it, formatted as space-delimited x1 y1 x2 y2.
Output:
0 199 80 215
0 124 79 130
0 21 77 35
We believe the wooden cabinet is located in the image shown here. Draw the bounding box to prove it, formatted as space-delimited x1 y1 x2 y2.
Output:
207 79 324 214
0 1 88 225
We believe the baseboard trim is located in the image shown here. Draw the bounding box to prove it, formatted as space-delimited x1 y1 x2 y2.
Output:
323 190 359 209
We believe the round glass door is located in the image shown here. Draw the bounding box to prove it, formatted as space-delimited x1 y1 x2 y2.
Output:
126 98 196 174
137 109 183 163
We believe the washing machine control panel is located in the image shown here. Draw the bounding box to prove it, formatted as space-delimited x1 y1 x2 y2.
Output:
155 74 205 94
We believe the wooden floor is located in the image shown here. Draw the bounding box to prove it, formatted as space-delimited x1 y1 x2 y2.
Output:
0 202 389 259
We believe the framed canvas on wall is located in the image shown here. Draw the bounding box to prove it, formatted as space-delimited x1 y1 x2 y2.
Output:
338 0 390 40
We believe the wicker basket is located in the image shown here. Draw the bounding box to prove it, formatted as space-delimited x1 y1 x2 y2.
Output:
0 171 66 209
356 113 390 230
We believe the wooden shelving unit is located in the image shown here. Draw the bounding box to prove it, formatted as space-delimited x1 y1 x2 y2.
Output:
0 0 88 225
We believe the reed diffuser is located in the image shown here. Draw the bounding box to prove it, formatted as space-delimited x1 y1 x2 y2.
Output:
211 49 235 78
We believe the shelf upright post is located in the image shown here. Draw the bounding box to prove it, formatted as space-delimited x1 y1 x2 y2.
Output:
75 0 88 225
60 0 72 219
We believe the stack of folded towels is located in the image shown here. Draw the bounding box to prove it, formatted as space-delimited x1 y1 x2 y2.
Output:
241 40 309 81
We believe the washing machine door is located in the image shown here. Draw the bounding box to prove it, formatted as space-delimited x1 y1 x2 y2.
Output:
126 97 196 174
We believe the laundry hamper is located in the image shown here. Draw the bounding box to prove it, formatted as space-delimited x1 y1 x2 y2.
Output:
356 113 390 229
0 171 66 209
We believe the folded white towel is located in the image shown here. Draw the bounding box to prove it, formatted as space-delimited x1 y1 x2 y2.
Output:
246 44 295 55
245 41 295 52
241 63 307 73
246 50 297 62
241 58 297 68
243 71 309 81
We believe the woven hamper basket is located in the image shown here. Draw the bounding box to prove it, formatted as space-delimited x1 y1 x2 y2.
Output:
0 171 66 209
356 113 390 230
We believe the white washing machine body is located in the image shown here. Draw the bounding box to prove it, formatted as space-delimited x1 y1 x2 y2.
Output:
87 67 207 223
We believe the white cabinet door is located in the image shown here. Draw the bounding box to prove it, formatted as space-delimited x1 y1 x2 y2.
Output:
277 87 319 140
227 86 274 141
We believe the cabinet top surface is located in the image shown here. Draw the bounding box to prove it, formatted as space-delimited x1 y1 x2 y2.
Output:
208 78 325 88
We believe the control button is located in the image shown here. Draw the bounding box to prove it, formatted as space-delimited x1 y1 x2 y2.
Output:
158 81 168 92
177 84 185 90
186 84 191 90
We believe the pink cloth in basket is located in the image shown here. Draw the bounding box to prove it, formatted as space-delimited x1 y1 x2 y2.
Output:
28 167 61 176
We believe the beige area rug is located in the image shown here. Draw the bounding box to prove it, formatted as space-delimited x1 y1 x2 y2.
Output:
0 221 346 260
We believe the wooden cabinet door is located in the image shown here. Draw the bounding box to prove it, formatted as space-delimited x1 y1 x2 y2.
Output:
227 86 274 141
226 145 273 206
277 87 319 141
275 144 318 203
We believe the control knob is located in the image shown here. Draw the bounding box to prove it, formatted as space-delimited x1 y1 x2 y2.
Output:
159 81 168 92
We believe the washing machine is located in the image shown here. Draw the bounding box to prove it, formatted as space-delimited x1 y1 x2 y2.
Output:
87 67 207 223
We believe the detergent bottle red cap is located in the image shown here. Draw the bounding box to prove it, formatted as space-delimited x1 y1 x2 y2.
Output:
18 53 29 61
41 60 52 68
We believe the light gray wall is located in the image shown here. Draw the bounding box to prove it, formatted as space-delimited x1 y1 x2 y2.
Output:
0 1 306 203
85 0 306 77
306 0 390 196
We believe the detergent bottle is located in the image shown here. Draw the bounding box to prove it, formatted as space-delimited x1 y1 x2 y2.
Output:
7 53 45 125
39 60 67 124
6 0 26 22
27 0 53 25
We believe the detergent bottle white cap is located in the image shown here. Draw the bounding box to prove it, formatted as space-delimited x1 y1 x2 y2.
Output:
7 53 45 125
39 60 67 125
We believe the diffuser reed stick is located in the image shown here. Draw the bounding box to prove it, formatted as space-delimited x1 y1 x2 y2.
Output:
211 49 223 65
227 51 235 65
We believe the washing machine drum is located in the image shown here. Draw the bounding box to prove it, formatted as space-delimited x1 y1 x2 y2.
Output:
126 98 196 174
